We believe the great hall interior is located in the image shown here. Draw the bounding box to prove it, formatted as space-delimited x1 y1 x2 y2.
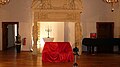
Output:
0 0 120 67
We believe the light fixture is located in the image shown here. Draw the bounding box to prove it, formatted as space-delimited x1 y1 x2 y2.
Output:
0 0 10 6
103 0 119 12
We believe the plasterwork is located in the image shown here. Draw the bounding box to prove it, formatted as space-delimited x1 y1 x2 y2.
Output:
32 0 83 55
32 0 83 10
34 11 80 22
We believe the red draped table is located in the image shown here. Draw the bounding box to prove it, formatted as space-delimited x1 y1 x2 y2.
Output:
42 42 74 62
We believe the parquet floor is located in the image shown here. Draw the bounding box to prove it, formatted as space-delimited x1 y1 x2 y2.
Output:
0 48 120 67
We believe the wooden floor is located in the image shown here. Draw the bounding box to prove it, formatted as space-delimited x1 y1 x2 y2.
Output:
0 48 120 67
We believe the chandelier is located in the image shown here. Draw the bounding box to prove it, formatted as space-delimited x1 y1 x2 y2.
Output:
103 0 119 12
0 0 10 6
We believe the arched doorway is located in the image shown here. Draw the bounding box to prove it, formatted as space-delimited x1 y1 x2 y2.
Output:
32 0 83 55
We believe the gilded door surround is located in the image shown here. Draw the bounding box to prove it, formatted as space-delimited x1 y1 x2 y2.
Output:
32 0 83 55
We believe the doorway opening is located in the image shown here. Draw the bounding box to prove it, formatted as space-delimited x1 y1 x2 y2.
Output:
2 22 19 52
36 22 75 53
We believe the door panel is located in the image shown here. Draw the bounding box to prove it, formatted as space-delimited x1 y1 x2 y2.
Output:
97 22 114 38
2 22 19 51
2 24 8 50
96 22 114 53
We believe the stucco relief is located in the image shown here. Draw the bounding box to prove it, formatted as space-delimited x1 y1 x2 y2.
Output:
34 11 80 22
42 0 51 9
32 0 83 55
66 13 77 21
34 11 48 21
32 0 82 10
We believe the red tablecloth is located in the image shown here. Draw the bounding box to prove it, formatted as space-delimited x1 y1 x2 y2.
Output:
42 42 74 62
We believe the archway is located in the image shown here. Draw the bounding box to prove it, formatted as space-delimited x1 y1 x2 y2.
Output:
32 0 83 55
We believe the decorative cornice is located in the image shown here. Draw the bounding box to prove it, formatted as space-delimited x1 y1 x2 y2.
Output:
32 0 82 22
32 0 83 12
34 11 81 22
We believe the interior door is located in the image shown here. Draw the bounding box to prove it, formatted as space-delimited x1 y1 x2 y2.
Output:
2 22 19 51
97 22 114 38
2 23 8 50
96 22 114 53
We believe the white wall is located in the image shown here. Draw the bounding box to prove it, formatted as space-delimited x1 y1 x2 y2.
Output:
0 0 120 51
81 0 120 38
81 0 104 38
64 22 75 48
81 0 120 51
0 1 10 50
39 22 64 52
39 22 75 52
0 0 32 51
40 22 64 42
